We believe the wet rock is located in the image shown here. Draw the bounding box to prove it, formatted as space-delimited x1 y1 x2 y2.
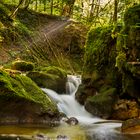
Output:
75 84 97 105
122 118 140 134
33 134 50 140
61 117 78 125
57 135 69 140
66 117 78 125
85 88 117 119
27 66 67 94
112 99 139 120
80 25 121 117
11 60 34 72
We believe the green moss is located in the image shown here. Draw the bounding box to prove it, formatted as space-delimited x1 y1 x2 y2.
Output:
84 26 116 74
124 4 140 28
115 4 140 99
27 71 60 89
12 60 34 71
39 66 67 79
87 88 116 103
0 69 58 113
27 66 67 93
116 52 126 71
0 3 35 44
125 64 140 77
85 88 117 118
83 25 120 92
0 3 11 26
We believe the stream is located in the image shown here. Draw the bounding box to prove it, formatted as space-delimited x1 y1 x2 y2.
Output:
1 75 140 140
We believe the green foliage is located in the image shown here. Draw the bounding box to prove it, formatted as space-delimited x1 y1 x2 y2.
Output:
0 2 32 43
13 19 32 36
11 60 34 71
0 3 11 25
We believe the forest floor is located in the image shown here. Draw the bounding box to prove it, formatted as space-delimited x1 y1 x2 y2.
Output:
0 16 71 65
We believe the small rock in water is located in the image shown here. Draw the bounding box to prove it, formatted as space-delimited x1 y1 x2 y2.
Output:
66 117 79 125
32 133 50 140
57 135 69 140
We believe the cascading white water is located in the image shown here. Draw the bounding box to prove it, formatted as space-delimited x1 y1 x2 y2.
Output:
42 75 97 123
42 75 122 140
42 75 101 124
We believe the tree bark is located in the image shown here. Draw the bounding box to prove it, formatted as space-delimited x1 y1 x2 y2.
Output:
113 0 118 24
24 0 31 9
89 0 95 18
43 0 47 11
10 0 25 18
50 0 53 15
35 0 38 11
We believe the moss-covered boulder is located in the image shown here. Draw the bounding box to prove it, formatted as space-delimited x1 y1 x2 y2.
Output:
75 84 97 105
11 60 34 72
27 66 67 94
0 69 60 125
76 26 121 110
85 88 117 119
115 4 140 99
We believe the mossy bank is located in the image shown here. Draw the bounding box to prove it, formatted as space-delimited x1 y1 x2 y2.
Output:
0 68 61 125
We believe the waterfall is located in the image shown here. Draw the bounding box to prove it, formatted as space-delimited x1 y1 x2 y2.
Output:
42 75 101 124
42 75 122 140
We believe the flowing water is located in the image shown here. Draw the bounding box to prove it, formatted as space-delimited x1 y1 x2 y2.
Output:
1 75 140 140
42 75 140 140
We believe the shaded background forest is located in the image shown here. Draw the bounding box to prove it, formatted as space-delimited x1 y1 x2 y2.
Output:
2 0 140 25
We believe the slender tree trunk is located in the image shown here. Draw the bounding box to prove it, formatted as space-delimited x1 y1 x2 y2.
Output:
89 0 95 18
10 0 25 18
60 1 64 16
113 0 118 24
43 0 47 11
81 0 84 13
69 0 75 17
35 0 38 11
24 0 31 9
50 0 53 15
96 0 100 17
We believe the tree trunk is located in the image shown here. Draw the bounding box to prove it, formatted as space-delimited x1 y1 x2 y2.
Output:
60 1 64 16
10 0 25 18
35 0 38 11
50 0 53 15
24 0 31 9
43 0 47 11
113 0 118 24
96 0 100 17
69 0 75 17
89 0 95 18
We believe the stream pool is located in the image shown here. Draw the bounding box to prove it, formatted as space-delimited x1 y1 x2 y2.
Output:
0 123 140 140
